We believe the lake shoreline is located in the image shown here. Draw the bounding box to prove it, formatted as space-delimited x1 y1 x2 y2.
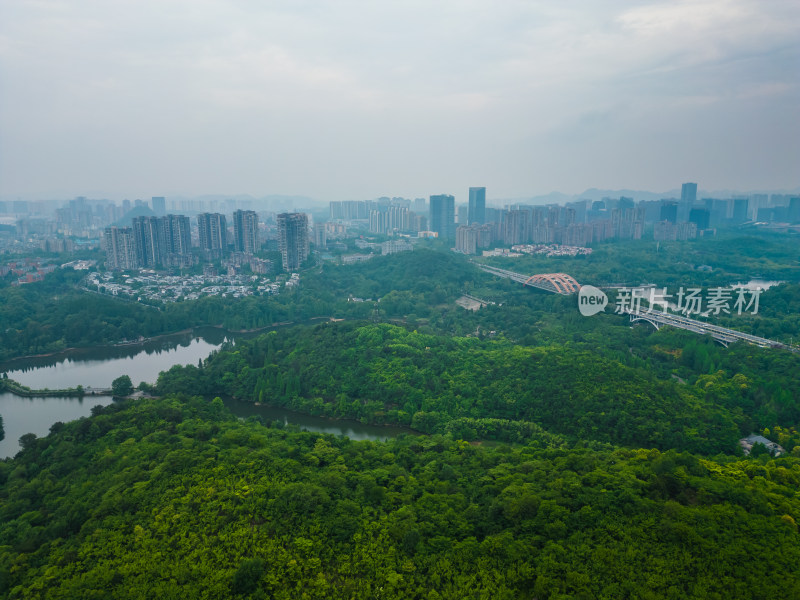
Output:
0 317 341 368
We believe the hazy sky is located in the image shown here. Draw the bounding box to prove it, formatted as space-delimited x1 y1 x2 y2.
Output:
1 0 798 202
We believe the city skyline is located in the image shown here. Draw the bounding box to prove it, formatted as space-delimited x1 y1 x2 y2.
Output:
1 1 798 201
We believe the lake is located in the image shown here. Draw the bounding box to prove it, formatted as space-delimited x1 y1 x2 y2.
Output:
0 327 231 390
0 326 409 459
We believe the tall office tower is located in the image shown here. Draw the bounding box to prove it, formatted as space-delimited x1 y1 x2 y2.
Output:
233 209 259 254
313 223 327 248
429 194 455 240
103 226 138 270
660 201 678 224
732 198 749 223
680 182 698 221
413 198 427 214
789 197 800 223
197 213 228 255
163 214 192 255
468 187 486 225
132 216 164 268
151 196 166 216
277 212 309 271
681 183 698 204
709 198 731 225
749 194 768 221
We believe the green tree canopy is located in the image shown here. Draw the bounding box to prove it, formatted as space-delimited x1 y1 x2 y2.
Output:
111 374 134 397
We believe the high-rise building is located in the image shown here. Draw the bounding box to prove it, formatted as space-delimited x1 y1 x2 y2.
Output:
132 216 164 267
131 214 192 267
611 206 644 240
468 187 486 225
732 198 749 223
660 201 678 224
163 214 192 256
197 213 228 256
313 223 327 248
233 210 259 254
369 206 411 234
429 194 455 240
456 225 479 255
278 212 309 271
457 205 468 225
681 183 698 204
103 226 138 270
329 200 370 220
151 196 166 216
789 197 800 223
502 209 530 245
689 207 710 230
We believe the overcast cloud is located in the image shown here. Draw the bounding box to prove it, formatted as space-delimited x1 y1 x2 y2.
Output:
1 0 798 202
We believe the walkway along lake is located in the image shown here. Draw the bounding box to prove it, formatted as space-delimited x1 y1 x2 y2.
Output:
0 325 409 458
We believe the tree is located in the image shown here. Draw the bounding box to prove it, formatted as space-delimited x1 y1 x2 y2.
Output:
19 432 37 450
111 375 134 397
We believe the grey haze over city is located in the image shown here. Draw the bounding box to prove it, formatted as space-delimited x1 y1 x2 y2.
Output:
1 0 798 203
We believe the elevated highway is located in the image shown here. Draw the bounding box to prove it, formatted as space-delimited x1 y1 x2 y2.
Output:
474 261 795 351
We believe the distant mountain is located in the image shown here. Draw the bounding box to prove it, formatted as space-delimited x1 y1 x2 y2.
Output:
575 188 681 202
494 192 575 206
495 185 800 207
165 194 323 211
114 205 155 227
493 189 679 206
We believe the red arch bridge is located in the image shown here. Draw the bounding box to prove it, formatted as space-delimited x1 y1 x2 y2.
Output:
474 263 580 295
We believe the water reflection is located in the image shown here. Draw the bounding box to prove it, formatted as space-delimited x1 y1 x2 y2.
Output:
0 322 409 458
0 326 237 374
225 399 412 442
0 392 113 459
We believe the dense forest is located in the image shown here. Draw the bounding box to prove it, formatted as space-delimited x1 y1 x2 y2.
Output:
156 321 800 455
2 396 799 599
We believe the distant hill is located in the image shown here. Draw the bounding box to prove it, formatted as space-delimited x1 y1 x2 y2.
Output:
114 205 156 227
166 194 322 212
494 185 800 207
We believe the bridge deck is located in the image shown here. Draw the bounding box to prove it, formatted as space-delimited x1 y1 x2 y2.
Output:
624 308 789 349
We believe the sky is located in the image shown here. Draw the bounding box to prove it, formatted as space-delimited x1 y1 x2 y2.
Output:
1 0 798 203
